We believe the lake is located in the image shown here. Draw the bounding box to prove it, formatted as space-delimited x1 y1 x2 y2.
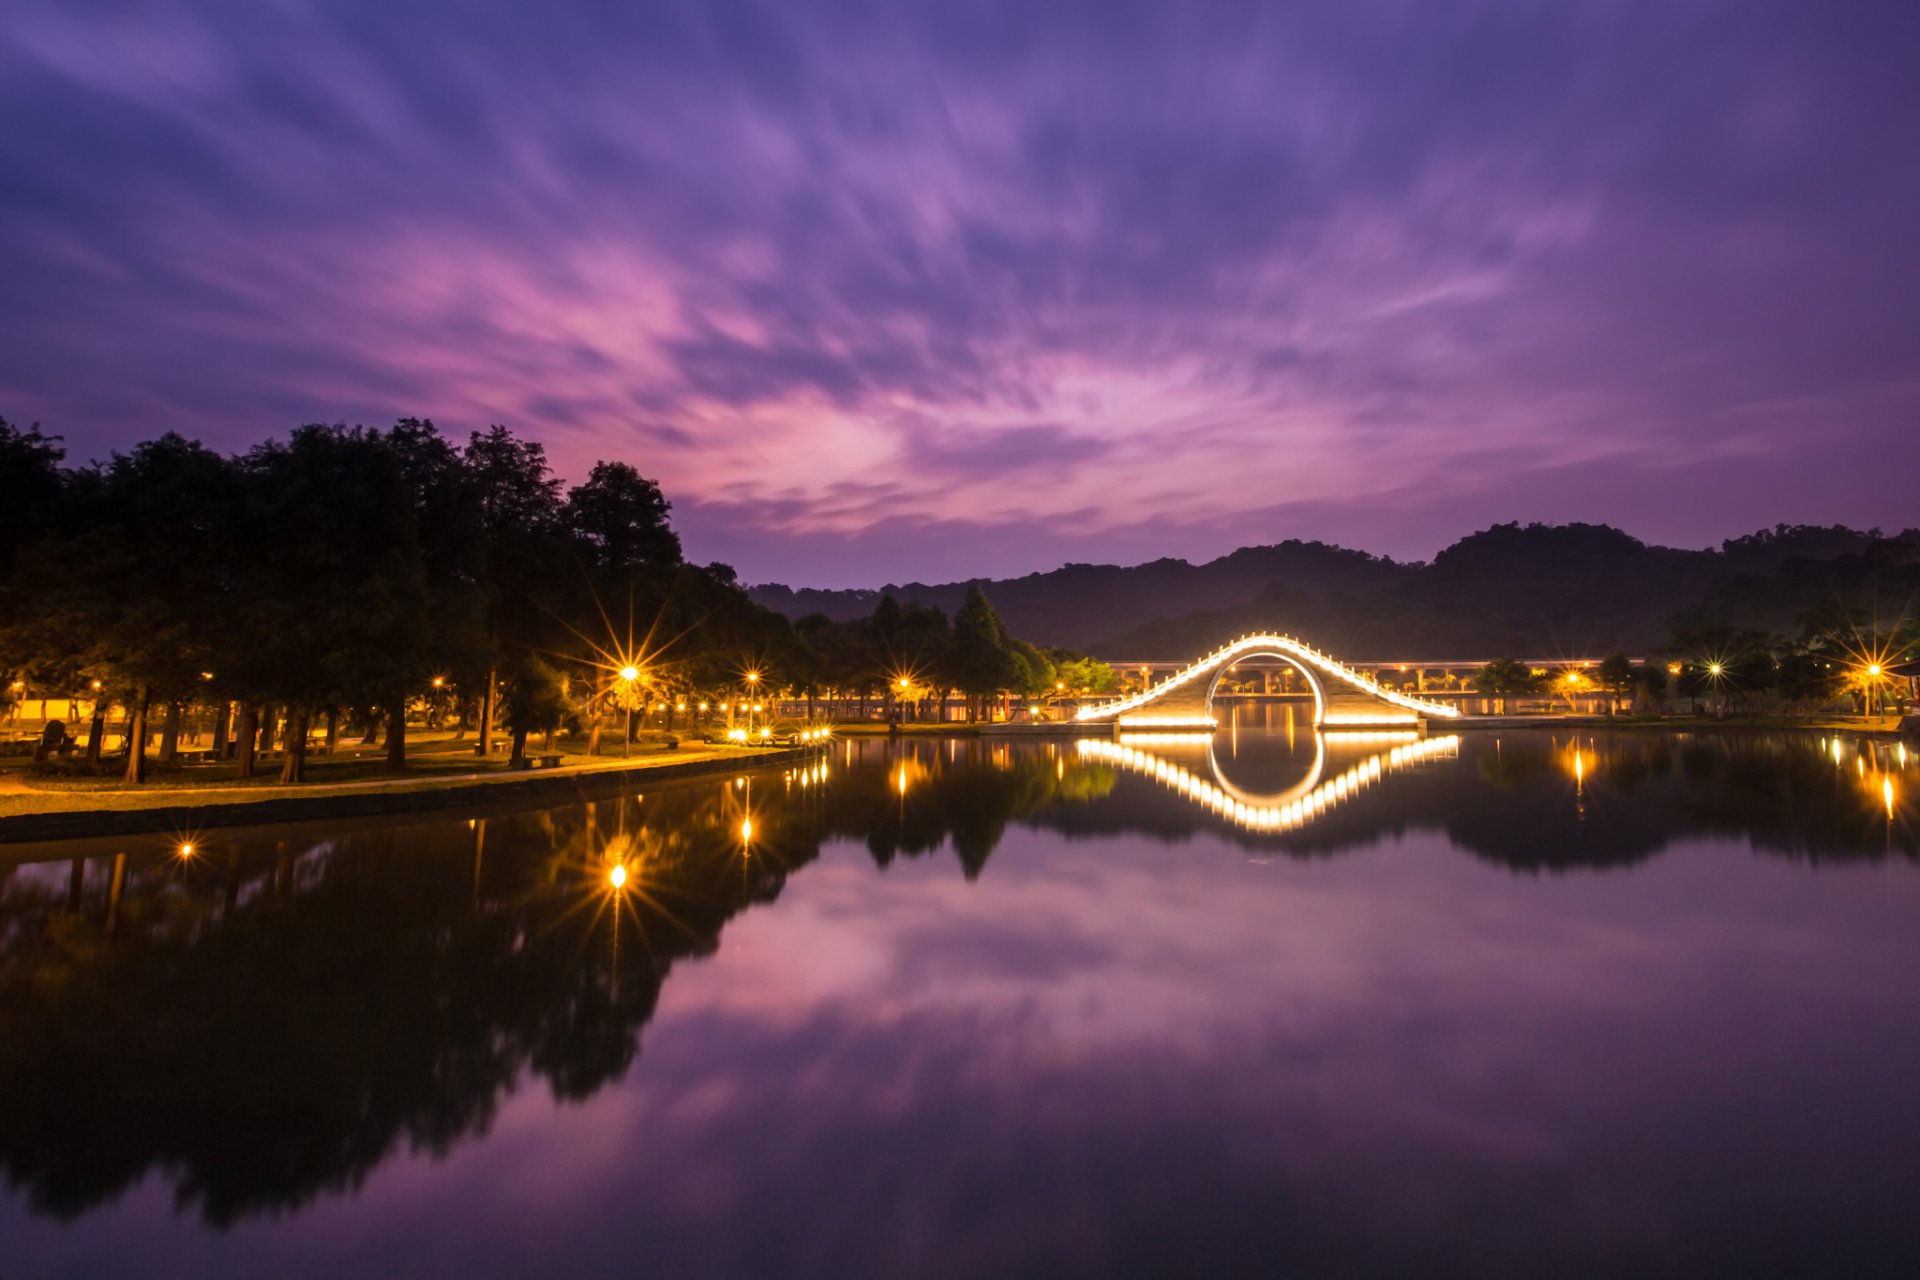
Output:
3 713 1918 1278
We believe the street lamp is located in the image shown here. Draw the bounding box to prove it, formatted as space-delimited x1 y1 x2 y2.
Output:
618 666 640 755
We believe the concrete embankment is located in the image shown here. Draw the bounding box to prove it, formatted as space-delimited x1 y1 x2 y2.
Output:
0 747 821 848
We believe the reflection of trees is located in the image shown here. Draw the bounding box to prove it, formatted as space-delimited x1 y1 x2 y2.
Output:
803 744 1116 878
0 787 816 1226
0 744 1114 1229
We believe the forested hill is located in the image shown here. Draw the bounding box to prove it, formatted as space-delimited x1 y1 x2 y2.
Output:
751 540 1408 652
749 523 1920 659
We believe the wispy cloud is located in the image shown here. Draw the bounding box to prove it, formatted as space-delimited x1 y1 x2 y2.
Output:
3 0 1915 584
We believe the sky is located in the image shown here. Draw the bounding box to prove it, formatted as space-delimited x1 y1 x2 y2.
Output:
2 0 1916 588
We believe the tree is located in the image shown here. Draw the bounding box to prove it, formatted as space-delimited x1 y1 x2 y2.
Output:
1054 656 1118 697
563 462 681 583
13 434 236 781
462 426 565 755
0 418 66 601
948 586 1021 720
501 656 571 765
1633 661 1670 711
1471 658 1540 715
384 417 488 769
232 425 433 783
1659 626 1778 717
1595 653 1635 714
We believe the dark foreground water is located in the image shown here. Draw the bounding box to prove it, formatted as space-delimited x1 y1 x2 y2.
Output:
3 715 1918 1278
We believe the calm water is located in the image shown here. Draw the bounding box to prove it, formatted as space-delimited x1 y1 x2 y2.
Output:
3 714 1919 1278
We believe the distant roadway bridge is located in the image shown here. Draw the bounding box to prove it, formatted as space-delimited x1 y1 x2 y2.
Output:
1079 634 1472 731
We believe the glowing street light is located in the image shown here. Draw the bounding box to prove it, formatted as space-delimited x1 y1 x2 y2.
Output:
609 863 627 889
617 666 641 755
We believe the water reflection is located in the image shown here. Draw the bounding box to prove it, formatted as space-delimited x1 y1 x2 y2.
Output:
1045 729 1918 871
0 727 1915 1265
1079 731 1459 833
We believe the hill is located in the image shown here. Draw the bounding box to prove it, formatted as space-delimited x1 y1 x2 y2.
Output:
748 523 1920 659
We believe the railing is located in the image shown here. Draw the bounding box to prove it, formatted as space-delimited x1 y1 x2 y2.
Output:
1076 633 1462 722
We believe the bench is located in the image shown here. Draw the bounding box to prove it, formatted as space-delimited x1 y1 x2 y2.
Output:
539 754 563 769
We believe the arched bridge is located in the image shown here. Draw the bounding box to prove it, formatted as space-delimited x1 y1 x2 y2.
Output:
1076 633 1462 730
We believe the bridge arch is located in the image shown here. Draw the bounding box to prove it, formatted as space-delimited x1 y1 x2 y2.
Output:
1076 633 1459 730
1202 649 1328 729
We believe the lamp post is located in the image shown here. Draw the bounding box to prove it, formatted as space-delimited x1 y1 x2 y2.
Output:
745 671 761 735
619 665 640 756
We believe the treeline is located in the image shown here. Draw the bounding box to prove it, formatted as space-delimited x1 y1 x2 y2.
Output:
1466 612 1916 718
785 590 1116 724
0 417 1101 784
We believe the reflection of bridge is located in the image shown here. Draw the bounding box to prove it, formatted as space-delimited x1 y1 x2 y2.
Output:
1078 732 1460 833
1078 634 1462 730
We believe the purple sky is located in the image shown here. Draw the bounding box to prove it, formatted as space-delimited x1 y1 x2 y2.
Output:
3 1 1916 587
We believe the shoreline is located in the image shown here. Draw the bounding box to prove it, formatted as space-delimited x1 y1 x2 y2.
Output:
3 714 1909 848
1439 713 1913 738
0 745 824 848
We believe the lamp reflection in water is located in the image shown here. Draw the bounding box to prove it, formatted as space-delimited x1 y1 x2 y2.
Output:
1079 732 1459 835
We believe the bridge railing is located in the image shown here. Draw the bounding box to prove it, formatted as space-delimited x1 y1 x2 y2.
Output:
1076 633 1461 722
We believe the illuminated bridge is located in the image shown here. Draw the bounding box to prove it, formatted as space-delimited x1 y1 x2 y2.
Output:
1077 633 1462 731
